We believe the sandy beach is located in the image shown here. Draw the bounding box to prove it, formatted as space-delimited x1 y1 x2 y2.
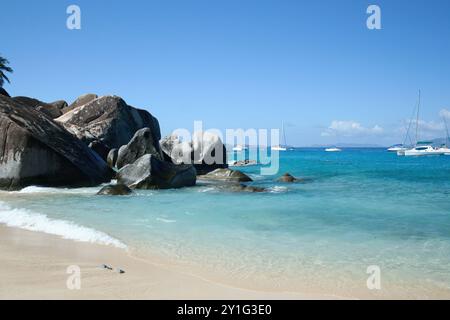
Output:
0 225 318 300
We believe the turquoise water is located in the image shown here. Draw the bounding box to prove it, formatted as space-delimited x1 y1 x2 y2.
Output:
1 148 450 297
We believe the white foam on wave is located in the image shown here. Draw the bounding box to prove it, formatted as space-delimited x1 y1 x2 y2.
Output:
198 187 217 193
267 186 289 193
14 186 99 195
0 201 126 248
156 217 177 223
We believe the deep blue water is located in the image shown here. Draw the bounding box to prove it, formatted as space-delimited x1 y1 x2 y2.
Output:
1 148 450 297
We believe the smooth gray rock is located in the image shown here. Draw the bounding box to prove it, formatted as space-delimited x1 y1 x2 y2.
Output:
222 184 266 193
117 154 196 189
64 93 98 113
0 95 112 190
277 173 298 183
199 168 252 182
107 148 118 168
116 128 163 169
161 131 228 175
50 100 68 110
277 173 312 183
88 140 111 161
56 95 161 152
97 184 132 195
13 96 62 119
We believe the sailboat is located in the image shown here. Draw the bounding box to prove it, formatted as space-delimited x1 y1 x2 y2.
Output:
401 91 445 157
438 115 450 155
271 121 288 151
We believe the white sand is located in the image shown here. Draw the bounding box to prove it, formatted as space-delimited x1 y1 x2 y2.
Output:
0 225 320 300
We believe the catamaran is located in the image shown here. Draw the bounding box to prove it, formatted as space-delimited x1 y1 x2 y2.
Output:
403 142 444 156
271 121 288 151
440 115 450 155
399 91 445 157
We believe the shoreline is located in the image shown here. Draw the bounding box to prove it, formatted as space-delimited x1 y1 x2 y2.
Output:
1 224 450 299
0 224 325 300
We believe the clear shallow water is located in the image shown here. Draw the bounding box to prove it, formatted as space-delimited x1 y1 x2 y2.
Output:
1 148 450 297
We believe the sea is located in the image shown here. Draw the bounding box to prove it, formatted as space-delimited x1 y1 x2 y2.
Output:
1 148 450 298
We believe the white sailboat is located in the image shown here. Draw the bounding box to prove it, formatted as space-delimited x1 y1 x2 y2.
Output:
232 145 248 152
439 115 450 155
325 147 342 152
401 91 444 157
387 144 407 152
403 143 444 156
271 121 288 151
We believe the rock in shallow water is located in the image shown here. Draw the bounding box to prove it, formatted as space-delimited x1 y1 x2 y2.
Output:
116 127 163 169
97 184 132 195
0 95 112 190
199 168 252 182
160 131 228 175
226 184 267 193
117 154 196 189
277 173 298 182
277 173 312 183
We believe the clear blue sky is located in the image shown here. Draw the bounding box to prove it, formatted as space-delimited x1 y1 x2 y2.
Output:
2 0 450 146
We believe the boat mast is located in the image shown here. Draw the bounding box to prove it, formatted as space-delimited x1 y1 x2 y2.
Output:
443 115 450 147
415 90 421 145
282 121 287 147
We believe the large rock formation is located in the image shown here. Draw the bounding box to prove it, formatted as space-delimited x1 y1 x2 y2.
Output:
117 154 196 189
161 131 228 175
0 95 112 190
116 128 163 169
0 88 10 97
13 96 63 119
198 168 252 182
55 95 161 155
64 93 98 114
88 140 111 161
49 100 68 111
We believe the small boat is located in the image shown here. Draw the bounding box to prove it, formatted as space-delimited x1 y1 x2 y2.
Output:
228 159 258 167
401 91 446 157
271 146 287 151
271 121 288 151
403 143 445 156
387 144 407 152
441 115 450 155
325 147 342 152
232 145 248 152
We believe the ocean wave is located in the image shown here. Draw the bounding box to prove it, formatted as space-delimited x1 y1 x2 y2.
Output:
267 186 289 193
0 201 126 248
13 186 100 195
156 217 177 223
